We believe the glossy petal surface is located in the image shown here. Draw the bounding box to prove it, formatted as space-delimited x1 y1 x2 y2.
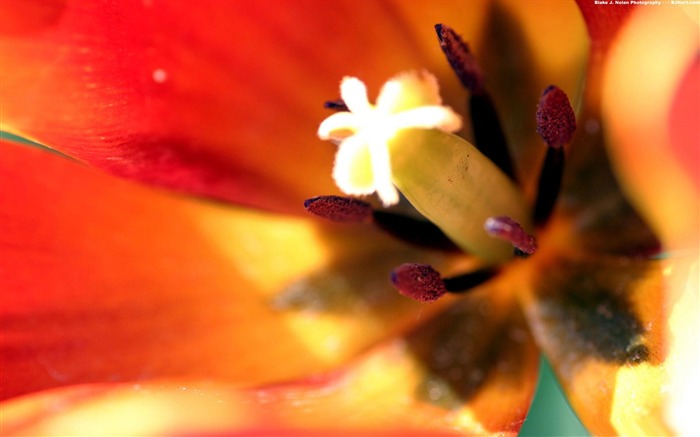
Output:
575 0 635 53
603 5 700 249
600 7 700 435
0 141 465 400
0 1 602 434
1 287 538 436
0 0 490 213
521 235 698 436
520 7 698 431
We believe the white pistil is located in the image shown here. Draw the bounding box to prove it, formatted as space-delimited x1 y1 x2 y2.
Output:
317 70 462 206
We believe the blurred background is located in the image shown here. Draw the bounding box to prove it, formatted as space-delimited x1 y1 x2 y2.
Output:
519 357 589 436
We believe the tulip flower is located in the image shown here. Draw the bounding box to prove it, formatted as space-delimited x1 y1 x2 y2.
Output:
0 1 697 436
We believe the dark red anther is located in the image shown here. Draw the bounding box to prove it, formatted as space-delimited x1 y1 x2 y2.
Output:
435 23 516 181
391 263 447 303
533 85 575 225
484 216 538 255
536 85 577 149
435 24 485 94
304 195 373 223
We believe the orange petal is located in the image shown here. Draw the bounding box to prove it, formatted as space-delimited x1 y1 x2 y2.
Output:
521 241 699 436
602 5 700 250
0 0 491 213
523 7 698 434
0 141 467 400
598 7 700 435
0 287 539 436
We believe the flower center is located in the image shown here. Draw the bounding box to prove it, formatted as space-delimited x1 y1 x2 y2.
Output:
308 22 576 302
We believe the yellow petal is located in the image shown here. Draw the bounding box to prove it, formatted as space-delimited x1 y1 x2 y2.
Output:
0 142 461 400
1 287 539 436
520 237 699 436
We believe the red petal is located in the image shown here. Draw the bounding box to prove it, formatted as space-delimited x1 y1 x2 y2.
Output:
602 5 699 249
573 0 637 105
0 0 488 213
0 142 464 400
575 0 635 53
1 287 539 436
669 56 700 190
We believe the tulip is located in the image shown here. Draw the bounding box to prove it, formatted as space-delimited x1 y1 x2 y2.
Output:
0 1 696 435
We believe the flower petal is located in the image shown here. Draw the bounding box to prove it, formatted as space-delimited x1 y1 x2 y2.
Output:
0 287 539 436
0 0 490 213
575 0 636 54
602 5 700 250
520 242 699 436
0 142 463 400
669 56 700 191
596 7 700 435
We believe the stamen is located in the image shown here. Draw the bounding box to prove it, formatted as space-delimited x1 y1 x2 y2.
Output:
304 195 373 223
484 216 537 255
324 99 348 111
533 146 564 226
434 24 485 94
435 23 516 180
533 86 576 225
536 85 576 149
304 196 459 251
442 267 498 292
391 263 447 303
469 94 516 180
392 264 497 302
373 211 460 252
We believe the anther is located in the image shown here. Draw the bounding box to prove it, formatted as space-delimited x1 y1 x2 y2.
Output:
435 24 485 94
304 195 373 223
533 86 576 225
484 216 537 256
324 99 348 111
536 85 576 149
304 196 459 251
435 23 516 180
391 263 447 303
